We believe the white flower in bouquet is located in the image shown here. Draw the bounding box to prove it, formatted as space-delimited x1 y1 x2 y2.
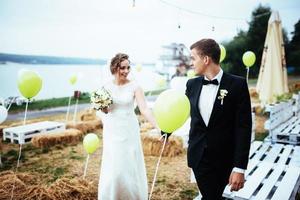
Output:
90 87 113 111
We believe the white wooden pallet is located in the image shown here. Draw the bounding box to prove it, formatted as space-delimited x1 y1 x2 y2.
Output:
192 141 300 200
3 121 65 144
269 118 300 145
264 99 300 145
293 92 300 115
223 141 300 200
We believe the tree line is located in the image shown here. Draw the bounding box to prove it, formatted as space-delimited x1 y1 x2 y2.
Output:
221 5 300 78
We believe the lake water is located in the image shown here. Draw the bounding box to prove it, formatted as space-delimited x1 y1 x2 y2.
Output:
0 63 166 100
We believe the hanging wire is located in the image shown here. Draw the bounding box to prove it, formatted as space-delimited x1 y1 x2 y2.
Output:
158 0 271 21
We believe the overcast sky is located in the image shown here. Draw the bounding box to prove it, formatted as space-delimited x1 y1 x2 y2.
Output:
0 0 299 62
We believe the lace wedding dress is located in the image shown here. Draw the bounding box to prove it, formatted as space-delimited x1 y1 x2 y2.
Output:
98 80 148 200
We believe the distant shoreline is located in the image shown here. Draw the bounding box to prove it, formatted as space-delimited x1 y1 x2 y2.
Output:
0 53 106 65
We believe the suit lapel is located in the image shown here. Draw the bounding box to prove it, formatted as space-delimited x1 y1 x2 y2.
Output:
194 77 207 127
208 73 231 128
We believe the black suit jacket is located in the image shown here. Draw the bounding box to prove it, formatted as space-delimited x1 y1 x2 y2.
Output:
185 72 252 170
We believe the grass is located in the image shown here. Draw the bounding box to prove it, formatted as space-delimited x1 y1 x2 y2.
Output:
8 89 165 113
8 92 91 113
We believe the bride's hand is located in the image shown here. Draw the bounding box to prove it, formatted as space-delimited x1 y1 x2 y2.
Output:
101 107 109 114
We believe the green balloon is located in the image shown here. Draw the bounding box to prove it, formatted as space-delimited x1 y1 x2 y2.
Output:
156 77 166 88
69 74 77 85
187 69 196 78
153 89 190 133
83 133 100 154
18 69 43 99
242 51 256 67
219 44 226 63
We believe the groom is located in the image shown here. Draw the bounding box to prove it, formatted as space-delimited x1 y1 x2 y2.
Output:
185 39 252 199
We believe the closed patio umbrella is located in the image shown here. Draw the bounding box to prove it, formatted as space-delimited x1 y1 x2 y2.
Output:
256 11 288 105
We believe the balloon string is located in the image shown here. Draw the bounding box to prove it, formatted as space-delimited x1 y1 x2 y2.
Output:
246 67 249 84
11 98 27 199
66 96 72 122
10 144 23 200
23 99 29 125
6 97 15 112
83 154 90 179
73 98 79 125
149 133 167 200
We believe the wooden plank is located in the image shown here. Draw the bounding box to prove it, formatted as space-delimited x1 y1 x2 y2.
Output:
277 145 293 165
263 144 284 163
271 166 300 200
251 142 271 161
254 164 285 200
249 141 263 157
3 121 65 133
235 162 273 199
289 146 300 167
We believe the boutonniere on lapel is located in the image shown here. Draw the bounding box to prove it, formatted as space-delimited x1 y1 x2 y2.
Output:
218 89 228 105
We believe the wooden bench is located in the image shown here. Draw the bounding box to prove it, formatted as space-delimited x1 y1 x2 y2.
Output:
223 141 300 200
293 91 300 117
192 141 300 200
264 96 300 145
3 121 65 144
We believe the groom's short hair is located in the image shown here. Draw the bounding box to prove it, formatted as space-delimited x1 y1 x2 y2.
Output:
190 39 220 64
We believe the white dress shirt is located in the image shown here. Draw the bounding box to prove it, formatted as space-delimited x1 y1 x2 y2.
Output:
198 69 245 174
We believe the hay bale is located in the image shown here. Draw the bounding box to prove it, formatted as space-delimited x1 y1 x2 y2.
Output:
48 178 97 200
140 122 154 133
141 133 184 157
0 171 41 200
0 171 97 200
80 109 97 121
22 186 51 200
31 129 83 148
66 120 102 134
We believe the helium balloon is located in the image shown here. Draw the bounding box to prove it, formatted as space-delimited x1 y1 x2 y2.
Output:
187 69 196 78
18 69 43 99
83 133 100 154
219 44 226 63
69 74 77 85
136 64 142 72
0 106 8 124
156 76 167 88
153 89 190 133
242 51 256 67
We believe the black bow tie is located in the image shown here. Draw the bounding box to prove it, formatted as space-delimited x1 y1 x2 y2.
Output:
202 79 219 85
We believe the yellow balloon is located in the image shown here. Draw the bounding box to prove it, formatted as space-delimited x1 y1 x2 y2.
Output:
187 69 196 78
136 64 142 72
83 133 100 154
18 69 43 99
153 89 190 133
219 44 226 63
242 51 256 67
69 74 77 85
156 77 166 88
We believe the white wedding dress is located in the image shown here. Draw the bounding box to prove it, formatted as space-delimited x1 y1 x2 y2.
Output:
98 80 148 200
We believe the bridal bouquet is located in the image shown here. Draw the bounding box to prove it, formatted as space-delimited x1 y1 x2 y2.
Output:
90 87 113 111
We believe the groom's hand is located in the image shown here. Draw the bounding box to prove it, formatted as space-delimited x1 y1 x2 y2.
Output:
229 172 245 192
160 131 171 143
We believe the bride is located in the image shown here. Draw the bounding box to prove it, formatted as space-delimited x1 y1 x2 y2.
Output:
98 53 159 200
